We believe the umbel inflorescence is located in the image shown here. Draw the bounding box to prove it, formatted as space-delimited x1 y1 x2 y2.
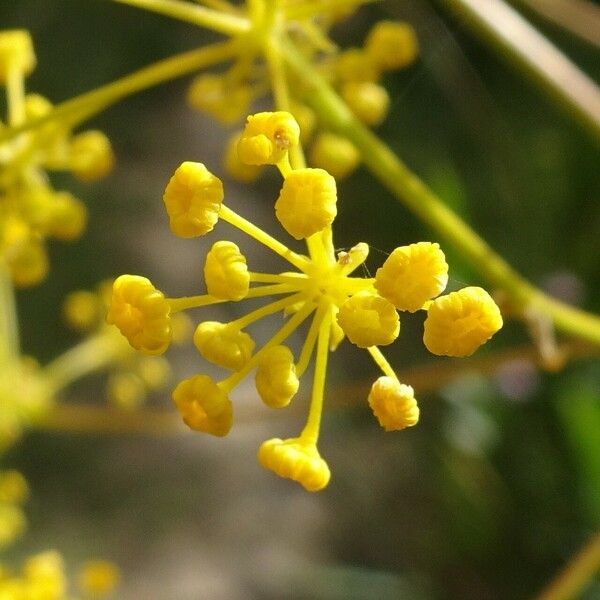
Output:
108 111 502 492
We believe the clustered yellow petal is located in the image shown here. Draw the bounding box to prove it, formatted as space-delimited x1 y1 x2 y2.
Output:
204 240 250 300
255 345 299 408
193 321 255 371
187 73 251 124
423 286 503 357
341 81 390 127
0 30 36 81
163 161 224 238
309 133 360 180
106 275 172 355
172 375 232 437
368 376 419 431
69 130 115 182
365 21 419 71
258 438 331 492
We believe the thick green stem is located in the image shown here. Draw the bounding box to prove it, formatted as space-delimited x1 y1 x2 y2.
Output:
281 41 600 346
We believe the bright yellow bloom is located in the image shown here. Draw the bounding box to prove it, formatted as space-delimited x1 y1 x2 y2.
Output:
223 131 263 183
63 290 99 331
255 345 299 408
335 48 378 83
69 130 115 182
337 292 400 348
162 161 224 238
0 503 26 549
375 242 449 312
275 168 337 239
107 372 146 410
172 375 233 437
309 133 360 180
365 21 419 71
78 560 120 597
258 438 330 492
204 240 250 301
106 275 172 355
45 192 88 241
193 321 255 371
0 471 29 504
0 30 36 81
187 73 251 124
341 81 390 126
237 111 300 166
423 286 503 357
368 376 419 431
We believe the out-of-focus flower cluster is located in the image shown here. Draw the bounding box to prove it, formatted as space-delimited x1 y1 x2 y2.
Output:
108 111 503 491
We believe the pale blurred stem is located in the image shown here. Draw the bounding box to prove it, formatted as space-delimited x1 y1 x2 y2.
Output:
437 0 600 140
281 41 600 347
0 40 242 144
42 332 121 396
534 532 600 600
0 266 20 362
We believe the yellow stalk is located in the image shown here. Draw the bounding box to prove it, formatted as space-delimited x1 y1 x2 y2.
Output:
249 271 307 283
0 265 20 362
367 346 398 381
6 65 26 126
229 292 305 329
295 302 328 377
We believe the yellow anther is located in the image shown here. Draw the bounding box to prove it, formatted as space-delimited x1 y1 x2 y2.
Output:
337 292 399 348
63 290 99 331
365 21 419 71
23 550 66 599
106 275 172 355
172 375 233 436
6 235 48 288
258 437 330 492
309 133 360 180
368 376 419 431
335 48 378 83
78 560 120 597
0 30 36 81
237 111 300 166
223 132 263 183
107 372 146 410
138 357 171 390
375 242 449 312
255 345 299 408
341 81 390 126
275 168 337 240
46 192 87 241
423 286 503 357
0 470 28 504
163 161 224 238
193 321 255 371
187 73 251 124
69 130 115 182
204 240 250 301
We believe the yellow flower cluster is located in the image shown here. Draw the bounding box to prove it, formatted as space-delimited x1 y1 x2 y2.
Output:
0 470 28 550
108 111 502 491
0 31 114 287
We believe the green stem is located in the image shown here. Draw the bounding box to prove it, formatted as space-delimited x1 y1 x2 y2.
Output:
281 40 600 346
0 265 20 362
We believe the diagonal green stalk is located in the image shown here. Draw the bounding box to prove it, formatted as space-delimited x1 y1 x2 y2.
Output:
0 265 20 362
281 40 600 346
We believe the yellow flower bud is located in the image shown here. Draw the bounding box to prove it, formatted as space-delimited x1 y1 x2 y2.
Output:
69 130 115 182
107 372 146 410
24 93 52 119
0 470 29 504
237 111 300 165
23 551 66 599
368 376 419 431
375 242 448 312
6 236 48 288
423 286 503 357
193 321 255 371
138 357 171 390
309 133 360 180
341 81 390 126
46 192 87 241
258 437 330 492
337 292 399 348
0 30 36 81
223 132 263 183
365 21 419 71
0 503 26 549
275 168 337 240
63 290 100 331
204 240 250 301
172 375 233 436
78 560 120 597
163 161 224 238
187 73 251 124
335 48 378 83
106 275 172 355
290 102 316 144
255 345 299 408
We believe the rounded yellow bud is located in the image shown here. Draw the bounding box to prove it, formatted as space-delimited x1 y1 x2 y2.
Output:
0 470 29 504
423 286 503 357
46 192 87 241
290 102 316 144
204 240 250 301
24 93 52 119
163 162 224 238
23 550 66 598
0 503 26 549
172 375 233 436
275 168 337 240
223 132 263 183
337 292 399 348
365 21 419 71
78 560 120 597
258 437 330 492
70 130 115 182
138 357 171 390
335 48 378 83
368 376 419 431
187 73 251 124
309 133 360 180
107 372 146 410
237 112 300 165
106 275 172 355
6 236 49 288
375 242 449 312
63 290 100 331
341 81 390 126
255 345 299 408
193 321 255 371
0 30 36 81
